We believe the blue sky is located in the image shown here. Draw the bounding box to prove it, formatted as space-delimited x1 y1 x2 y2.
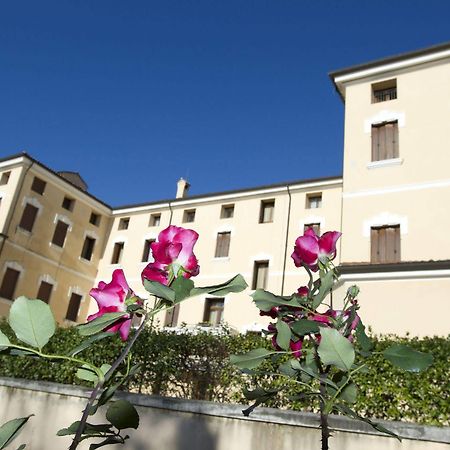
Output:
1 1 449 206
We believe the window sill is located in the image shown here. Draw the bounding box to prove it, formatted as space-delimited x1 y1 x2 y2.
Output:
16 227 32 236
79 256 94 265
367 158 403 169
49 242 64 251
0 296 13 304
213 257 230 261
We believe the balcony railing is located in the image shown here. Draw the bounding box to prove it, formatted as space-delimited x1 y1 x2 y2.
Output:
373 87 397 102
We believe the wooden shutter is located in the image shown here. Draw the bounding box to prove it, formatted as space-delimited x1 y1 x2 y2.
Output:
371 226 400 263
386 226 400 262
253 261 269 289
215 232 231 257
372 125 380 161
19 204 38 232
37 281 53 303
0 268 20 300
52 221 69 247
66 293 82 321
203 298 224 324
164 303 180 327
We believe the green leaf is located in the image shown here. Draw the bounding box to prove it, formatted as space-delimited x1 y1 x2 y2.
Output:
242 387 280 416
76 364 111 383
190 274 248 297
143 279 175 303
328 381 358 403
77 312 128 337
0 416 32 450
0 330 11 351
383 344 433 372
275 320 291 350
57 421 113 436
230 348 273 370
16 445 26 450
8 297 56 350
106 400 139 430
318 328 355 371
251 290 303 312
89 435 126 449
171 276 194 302
67 332 114 357
355 321 373 352
290 319 320 336
312 270 334 309
279 359 298 377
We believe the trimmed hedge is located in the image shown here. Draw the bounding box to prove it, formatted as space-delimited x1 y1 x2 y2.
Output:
0 321 447 426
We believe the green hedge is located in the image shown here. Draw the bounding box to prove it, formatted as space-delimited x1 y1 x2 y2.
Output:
0 321 447 426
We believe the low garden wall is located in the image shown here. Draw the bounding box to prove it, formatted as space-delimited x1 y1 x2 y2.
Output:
0 378 449 450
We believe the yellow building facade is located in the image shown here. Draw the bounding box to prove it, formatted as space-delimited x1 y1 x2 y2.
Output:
0 43 449 336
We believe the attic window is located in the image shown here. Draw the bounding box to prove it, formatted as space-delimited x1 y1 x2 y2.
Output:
372 79 397 103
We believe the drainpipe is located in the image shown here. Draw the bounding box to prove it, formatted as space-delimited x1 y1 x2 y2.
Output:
168 201 173 225
280 185 292 295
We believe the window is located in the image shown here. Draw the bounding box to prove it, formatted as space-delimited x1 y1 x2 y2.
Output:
19 203 39 232
372 121 399 161
118 217 130 230
0 171 11 185
304 223 320 235
31 177 46 195
81 236 96 261
111 242 125 264
62 196 75 211
90 212 101 226
149 213 161 227
252 261 269 290
221 204 234 219
215 232 231 258
37 281 53 304
66 293 82 321
306 193 322 209
164 304 180 327
51 220 69 247
203 298 225 325
259 200 274 223
142 239 155 262
183 209 196 223
372 79 397 103
371 225 400 263
0 268 20 300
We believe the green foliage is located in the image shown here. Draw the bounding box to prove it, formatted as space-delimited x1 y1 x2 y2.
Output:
0 320 447 426
106 400 139 430
318 328 355 371
0 415 32 449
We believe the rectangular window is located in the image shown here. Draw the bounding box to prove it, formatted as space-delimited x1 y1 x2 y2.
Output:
81 236 96 261
19 203 39 232
0 171 11 185
51 220 69 247
111 242 125 264
62 196 75 211
164 304 180 327
371 225 400 264
252 261 269 290
220 204 234 219
66 293 82 322
90 212 101 226
0 268 20 300
215 232 231 258
118 217 130 230
142 239 155 262
259 200 275 223
37 281 53 304
203 298 225 325
149 213 161 227
304 223 320 235
372 79 397 103
31 177 46 195
183 209 196 223
306 193 322 209
372 121 399 161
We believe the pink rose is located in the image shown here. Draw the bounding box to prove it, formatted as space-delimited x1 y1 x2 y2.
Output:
142 225 200 285
88 269 133 341
291 228 341 272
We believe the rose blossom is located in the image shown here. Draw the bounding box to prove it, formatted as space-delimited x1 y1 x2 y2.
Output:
142 225 200 285
88 269 133 341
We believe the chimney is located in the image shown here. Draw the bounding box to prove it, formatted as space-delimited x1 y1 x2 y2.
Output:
176 178 190 199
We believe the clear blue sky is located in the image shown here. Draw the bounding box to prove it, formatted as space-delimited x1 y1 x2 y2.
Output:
1 1 449 207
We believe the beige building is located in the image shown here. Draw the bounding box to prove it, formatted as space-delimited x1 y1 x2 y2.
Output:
0 42 449 336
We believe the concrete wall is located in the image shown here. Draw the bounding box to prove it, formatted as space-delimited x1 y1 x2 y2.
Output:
0 378 448 450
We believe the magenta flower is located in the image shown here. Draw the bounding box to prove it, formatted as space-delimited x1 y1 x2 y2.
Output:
296 286 309 297
88 269 133 341
142 225 200 285
291 228 341 272
290 339 303 359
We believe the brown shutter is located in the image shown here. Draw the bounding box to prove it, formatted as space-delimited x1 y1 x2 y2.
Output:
392 122 399 158
371 126 379 161
37 281 53 303
0 268 20 300
386 225 400 262
51 221 69 247
19 204 38 232
66 293 82 321
215 232 231 257
164 303 180 327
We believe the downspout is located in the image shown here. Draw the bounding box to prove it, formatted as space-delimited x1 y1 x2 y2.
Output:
168 201 173 225
281 185 292 295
